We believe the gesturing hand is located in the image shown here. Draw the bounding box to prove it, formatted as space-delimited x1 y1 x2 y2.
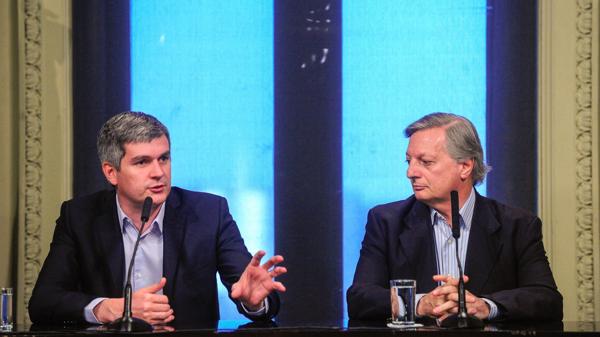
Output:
230 250 287 311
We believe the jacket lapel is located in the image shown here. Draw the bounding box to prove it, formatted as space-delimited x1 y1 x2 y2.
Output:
93 190 125 296
464 194 502 294
400 200 438 292
162 190 186 298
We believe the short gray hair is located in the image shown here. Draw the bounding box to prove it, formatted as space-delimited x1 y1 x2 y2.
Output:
404 112 491 186
97 111 170 169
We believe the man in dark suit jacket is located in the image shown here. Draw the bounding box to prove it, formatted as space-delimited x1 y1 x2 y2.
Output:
29 111 286 325
347 113 562 322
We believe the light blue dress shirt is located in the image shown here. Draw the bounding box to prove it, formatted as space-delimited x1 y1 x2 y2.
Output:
118 198 165 291
414 188 498 320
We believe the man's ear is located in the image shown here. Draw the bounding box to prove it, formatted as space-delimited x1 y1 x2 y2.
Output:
459 158 474 181
102 162 118 186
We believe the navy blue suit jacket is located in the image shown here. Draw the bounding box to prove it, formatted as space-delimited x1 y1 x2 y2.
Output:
347 193 562 321
29 187 280 325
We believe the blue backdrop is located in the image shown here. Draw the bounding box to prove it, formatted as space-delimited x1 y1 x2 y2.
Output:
131 0 486 320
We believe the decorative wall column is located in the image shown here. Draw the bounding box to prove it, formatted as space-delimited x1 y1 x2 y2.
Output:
19 0 44 324
16 0 72 323
538 0 600 322
574 0 600 321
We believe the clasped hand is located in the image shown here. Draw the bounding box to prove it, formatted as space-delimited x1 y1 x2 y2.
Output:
230 250 287 311
416 274 490 321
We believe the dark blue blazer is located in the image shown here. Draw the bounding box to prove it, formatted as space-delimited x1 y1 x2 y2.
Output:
29 187 280 325
347 193 562 321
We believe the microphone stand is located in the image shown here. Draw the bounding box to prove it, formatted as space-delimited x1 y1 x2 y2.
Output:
440 191 483 329
105 197 154 332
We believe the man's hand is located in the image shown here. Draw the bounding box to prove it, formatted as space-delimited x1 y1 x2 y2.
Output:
443 288 490 320
230 250 287 311
417 275 458 318
93 277 175 325
417 274 469 319
417 274 490 321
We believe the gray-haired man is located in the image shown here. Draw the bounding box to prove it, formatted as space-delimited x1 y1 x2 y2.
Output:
347 112 562 322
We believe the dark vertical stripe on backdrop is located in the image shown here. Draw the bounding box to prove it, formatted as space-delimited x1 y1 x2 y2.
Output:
73 0 130 196
274 0 343 322
486 0 537 213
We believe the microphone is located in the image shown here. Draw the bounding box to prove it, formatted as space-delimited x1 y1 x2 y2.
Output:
450 191 460 240
106 196 154 332
141 196 152 223
440 191 483 329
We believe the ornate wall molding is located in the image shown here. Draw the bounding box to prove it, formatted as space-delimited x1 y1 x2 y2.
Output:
16 0 72 323
22 0 43 323
575 0 595 322
539 0 600 321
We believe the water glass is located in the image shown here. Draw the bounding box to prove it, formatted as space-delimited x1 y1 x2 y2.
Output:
389 279 416 326
1 287 13 331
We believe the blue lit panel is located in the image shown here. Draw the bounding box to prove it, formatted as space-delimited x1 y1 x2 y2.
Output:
342 0 487 318
131 0 273 320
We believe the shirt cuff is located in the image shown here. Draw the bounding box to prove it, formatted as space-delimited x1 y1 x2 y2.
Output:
414 293 426 317
240 298 269 316
84 298 107 324
482 298 498 320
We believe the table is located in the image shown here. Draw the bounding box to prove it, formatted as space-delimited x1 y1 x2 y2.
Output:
2 320 599 336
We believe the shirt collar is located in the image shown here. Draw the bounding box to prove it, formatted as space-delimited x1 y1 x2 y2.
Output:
116 194 165 235
429 187 476 230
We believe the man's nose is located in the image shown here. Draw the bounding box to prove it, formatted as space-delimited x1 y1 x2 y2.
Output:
406 161 418 179
149 160 164 178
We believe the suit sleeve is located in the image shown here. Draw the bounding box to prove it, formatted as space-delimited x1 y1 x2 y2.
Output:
346 209 391 320
215 197 280 320
484 217 563 321
28 202 96 324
